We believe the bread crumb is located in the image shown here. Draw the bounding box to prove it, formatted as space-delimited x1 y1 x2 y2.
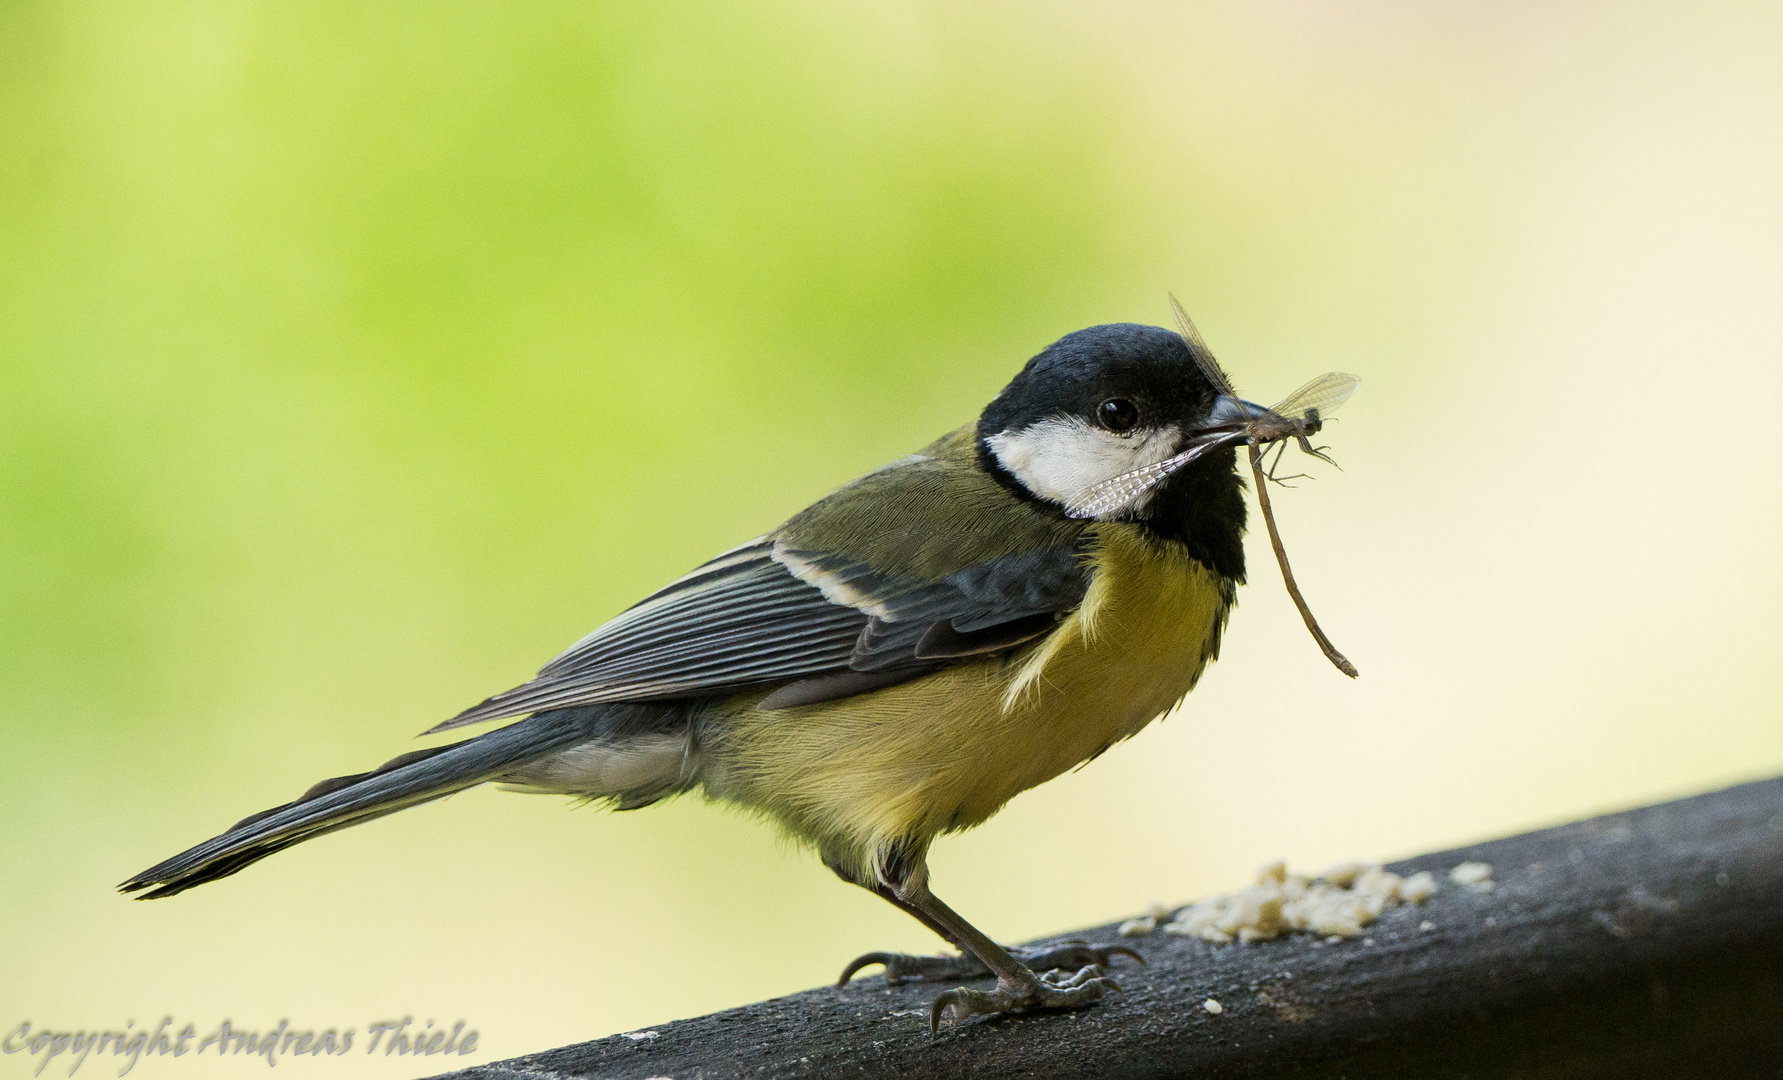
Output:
1202 998 1223 1014
1130 859 1442 945
1450 862 1493 886
1400 870 1438 903
1320 861 1369 887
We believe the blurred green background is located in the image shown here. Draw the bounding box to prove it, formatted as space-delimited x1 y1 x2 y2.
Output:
4 2 1782 1075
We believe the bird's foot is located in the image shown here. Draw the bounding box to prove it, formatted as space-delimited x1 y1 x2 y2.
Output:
1019 941 1141 975
930 963 1121 1034
837 940 1139 986
838 950 987 986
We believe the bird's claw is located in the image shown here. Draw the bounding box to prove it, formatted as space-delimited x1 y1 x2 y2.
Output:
838 939 1140 987
838 950 990 987
929 964 1120 1035
1019 940 1143 973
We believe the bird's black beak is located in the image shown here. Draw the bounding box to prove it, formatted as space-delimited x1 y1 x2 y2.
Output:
1170 394 1278 465
1196 394 1273 435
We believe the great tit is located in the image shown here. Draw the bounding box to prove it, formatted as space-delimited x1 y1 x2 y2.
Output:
123 322 1264 1032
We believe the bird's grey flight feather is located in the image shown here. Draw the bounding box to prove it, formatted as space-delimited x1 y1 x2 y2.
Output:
431 434 1092 732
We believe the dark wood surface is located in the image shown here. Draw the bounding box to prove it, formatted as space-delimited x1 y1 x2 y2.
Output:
433 776 1783 1080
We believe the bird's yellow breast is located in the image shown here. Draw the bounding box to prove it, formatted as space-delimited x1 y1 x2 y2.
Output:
699 524 1232 877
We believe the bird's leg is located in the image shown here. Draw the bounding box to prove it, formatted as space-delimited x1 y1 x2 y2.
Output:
832 849 1132 1034
831 859 1138 988
832 861 992 985
904 871 1127 1034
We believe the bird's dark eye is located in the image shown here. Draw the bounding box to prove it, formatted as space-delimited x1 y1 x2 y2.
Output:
1096 398 1139 432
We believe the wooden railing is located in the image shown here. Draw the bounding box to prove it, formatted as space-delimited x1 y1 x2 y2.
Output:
435 776 1783 1080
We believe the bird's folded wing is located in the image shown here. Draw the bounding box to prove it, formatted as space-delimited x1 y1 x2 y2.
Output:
429 432 1092 732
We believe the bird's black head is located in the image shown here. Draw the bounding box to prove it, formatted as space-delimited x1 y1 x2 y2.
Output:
976 323 1247 581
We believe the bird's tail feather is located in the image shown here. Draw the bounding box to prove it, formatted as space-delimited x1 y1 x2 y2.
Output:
119 711 598 900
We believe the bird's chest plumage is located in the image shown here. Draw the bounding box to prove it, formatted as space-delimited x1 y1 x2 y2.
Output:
702 525 1232 868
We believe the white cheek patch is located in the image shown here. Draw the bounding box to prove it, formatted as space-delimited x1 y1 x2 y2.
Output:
985 418 1182 515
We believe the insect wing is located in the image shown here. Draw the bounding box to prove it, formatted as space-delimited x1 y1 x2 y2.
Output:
1269 372 1359 423
1168 293 1237 398
1063 436 1233 519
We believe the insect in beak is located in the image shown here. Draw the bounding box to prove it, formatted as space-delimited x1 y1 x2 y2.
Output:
1116 294 1362 679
